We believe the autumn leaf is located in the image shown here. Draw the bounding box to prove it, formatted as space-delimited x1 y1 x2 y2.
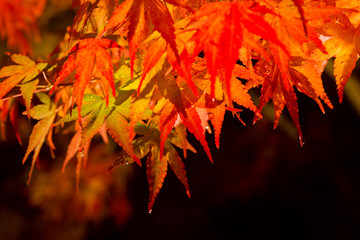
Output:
254 57 333 145
23 93 56 184
54 94 105 126
146 140 192 213
250 0 333 145
291 0 307 36
141 124 191 213
146 145 167 213
50 38 120 123
106 107 140 165
180 105 213 162
101 0 192 78
138 36 167 94
128 61 159 139
317 13 360 102
188 1 287 100
165 141 191 198
107 122 192 211
207 101 225 149
159 102 178 160
169 124 197 158
62 128 82 172
155 67 212 162
138 19 198 96
0 54 47 115
202 76 225 149
80 100 109 149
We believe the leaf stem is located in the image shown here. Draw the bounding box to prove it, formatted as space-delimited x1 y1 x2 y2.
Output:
0 88 51 102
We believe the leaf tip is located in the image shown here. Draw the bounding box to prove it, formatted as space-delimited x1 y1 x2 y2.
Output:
186 190 191 198
135 157 142 167
299 135 305 147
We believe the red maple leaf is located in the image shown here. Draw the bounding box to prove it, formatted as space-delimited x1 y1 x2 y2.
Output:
187 1 287 100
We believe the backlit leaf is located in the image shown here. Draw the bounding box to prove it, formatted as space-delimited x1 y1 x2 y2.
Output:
0 54 47 114
23 94 56 184
50 38 119 123
147 145 167 213
106 108 140 165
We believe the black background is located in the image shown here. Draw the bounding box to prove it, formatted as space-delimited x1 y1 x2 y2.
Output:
1 71 360 240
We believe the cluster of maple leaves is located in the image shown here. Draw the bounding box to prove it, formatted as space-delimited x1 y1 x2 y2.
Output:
0 0 359 212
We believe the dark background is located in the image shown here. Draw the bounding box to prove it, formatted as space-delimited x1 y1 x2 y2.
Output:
1 70 360 240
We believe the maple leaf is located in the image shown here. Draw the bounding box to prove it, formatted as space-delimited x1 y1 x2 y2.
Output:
106 107 140 165
146 145 167 213
170 124 197 158
127 58 162 139
254 57 333 145
56 91 141 164
0 54 47 115
101 0 192 78
204 77 226 149
54 94 105 126
251 0 333 145
80 100 109 149
204 73 256 149
107 122 192 212
180 105 213 162
266 0 328 55
159 102 178 160
146 130 192 213
291 0 308 36
156 68 213 162
23 93 56 185
50 38 120 123
165 141 191 198
316 13 360 102
190 57 257 148
136 19 198 96
137 36 167 94
62 128 82 172
188 1 287 100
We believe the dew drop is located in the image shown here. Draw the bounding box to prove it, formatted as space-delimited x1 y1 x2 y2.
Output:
211 98 215 102
299 136 305 147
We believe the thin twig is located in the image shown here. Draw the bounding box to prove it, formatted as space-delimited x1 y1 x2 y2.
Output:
0 88 51 102
42 71 52 86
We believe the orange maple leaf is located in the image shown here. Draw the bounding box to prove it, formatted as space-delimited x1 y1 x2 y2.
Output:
254 57 333 146
251 0 333 145
187 0 287 102
50 38 120 123
318 13 360 102
100 0 192 78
